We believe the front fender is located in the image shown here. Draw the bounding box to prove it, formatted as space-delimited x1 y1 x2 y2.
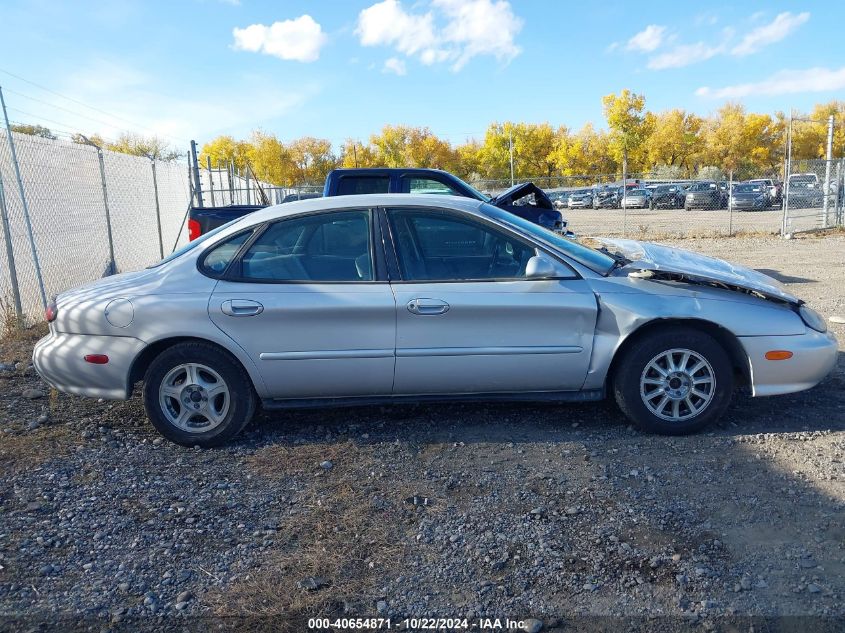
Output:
581 281 805 390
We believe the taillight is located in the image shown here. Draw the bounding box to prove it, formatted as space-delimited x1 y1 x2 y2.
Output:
188 218 201 241
45 301 58 322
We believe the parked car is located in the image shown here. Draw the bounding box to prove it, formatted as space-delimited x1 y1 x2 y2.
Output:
593 186 621 209
787 173 824 208
620 188 653 209
34 194 837 446
729 183 769 211
323 168 571 234
684 181 724 210
748 178 781 206
189 168 571 240
567 189 594 209
281 191 321 204
651 184 685 209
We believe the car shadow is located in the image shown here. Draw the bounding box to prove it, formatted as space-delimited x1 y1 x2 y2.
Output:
238 353 845 620
754 268 817 284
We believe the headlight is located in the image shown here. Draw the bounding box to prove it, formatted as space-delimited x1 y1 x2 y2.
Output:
799 305 827 333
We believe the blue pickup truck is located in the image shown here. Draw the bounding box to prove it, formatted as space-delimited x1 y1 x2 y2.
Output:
187 168 569 240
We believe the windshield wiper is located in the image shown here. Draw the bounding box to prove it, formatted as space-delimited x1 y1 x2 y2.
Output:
598 247 631 269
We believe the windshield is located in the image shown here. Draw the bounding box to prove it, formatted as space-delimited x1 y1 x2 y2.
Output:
461 179 492 202
789 175 816 186
481 203 616 274
689 182 716 192
734 184 762 193
147 218 243 268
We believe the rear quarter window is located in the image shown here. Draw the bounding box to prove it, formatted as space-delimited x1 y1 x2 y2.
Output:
336 176 389 195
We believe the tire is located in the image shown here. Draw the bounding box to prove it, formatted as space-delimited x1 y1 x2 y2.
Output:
612 327 733 435
143 341 257 447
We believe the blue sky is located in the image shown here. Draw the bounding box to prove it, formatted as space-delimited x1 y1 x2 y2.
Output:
1 0 843 152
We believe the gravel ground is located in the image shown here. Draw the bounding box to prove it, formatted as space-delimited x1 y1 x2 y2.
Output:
1 233 844 632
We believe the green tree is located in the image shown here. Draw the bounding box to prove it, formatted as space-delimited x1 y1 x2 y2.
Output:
10 123 56 139
105 133 181 161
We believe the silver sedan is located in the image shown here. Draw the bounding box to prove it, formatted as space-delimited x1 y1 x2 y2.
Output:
33 194 838 446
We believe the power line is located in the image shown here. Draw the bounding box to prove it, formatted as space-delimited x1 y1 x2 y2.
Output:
5 108 122 146
0 67 191 145
2 87 153 138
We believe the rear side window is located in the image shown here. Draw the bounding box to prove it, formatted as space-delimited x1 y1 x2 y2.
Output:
336 176 389 195
239 211 373 282
200 230 253 276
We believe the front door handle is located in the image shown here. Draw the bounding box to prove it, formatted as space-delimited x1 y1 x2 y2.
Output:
407 298 449 316
221 299 264 317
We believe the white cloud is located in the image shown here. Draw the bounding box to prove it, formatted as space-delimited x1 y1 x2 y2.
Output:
731 11 809 56
356 0 440 58
696 66 845 99
382 57 407 75
232 15 327 62
647 42 724 70
626 25 665 52
434 0 522 70
356 0 522 73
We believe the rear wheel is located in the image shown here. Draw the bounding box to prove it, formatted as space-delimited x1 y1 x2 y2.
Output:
143 342 257 447
612 327 733 435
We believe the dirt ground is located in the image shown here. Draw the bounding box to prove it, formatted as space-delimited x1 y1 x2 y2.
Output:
1 232 844 632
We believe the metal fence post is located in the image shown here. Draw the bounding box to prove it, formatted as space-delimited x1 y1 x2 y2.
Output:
781 114 793 237
728 170 733 237
822 114 834 229
0 85 47 309
95 147 117 275
228 161 235 204
190 140 204 208
0 168 23 324
206 155 216 206
150 159 164 259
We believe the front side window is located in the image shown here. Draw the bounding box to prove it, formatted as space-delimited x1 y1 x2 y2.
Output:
240 211 373 282
388 209 540 282
405 177 458 196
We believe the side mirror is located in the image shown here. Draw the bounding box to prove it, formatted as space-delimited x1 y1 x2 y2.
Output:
525 253 560 279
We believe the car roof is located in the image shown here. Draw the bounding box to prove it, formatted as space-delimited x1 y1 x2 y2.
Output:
228 193 487 227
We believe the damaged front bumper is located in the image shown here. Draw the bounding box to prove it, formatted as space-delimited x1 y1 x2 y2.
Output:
739 329 839 397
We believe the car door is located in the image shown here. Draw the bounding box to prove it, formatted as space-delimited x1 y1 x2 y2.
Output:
383 206 597 395
208 209 396 399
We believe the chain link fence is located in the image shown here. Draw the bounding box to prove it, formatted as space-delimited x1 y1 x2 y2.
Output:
2 122 843 326
0 130 193 324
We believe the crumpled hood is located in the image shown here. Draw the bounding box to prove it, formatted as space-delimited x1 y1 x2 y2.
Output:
597 238 800 304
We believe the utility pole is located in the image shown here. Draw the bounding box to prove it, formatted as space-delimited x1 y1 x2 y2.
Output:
822 114 834 228
782 112 793 236
509 129 515 186
353 142 359 168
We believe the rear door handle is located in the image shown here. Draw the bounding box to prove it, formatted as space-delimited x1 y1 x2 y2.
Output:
407 298 449 316
221 299 264 317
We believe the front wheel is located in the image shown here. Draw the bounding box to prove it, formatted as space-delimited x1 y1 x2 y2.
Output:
612 327 733 435
143 342 257 447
